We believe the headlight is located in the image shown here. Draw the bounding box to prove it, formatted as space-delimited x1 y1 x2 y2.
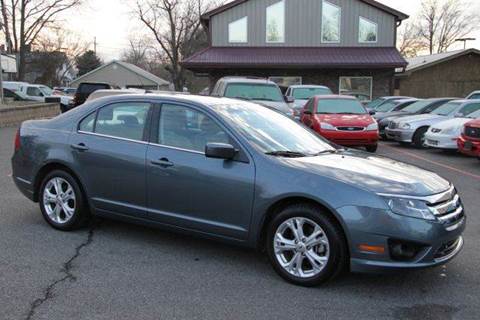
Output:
382 196 436 221
320 122 336 130
366 123 379 131
400 123 411 129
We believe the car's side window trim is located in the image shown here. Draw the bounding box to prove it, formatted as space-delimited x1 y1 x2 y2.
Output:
76 100 154 144
150 101 251 163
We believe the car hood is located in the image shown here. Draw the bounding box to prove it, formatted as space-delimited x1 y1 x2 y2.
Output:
431 118 472 130
280 150 450 196
316 114 375 127
374 111 408 121
253 100 291 114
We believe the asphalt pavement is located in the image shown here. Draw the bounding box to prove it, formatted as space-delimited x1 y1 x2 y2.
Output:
1 126 479 320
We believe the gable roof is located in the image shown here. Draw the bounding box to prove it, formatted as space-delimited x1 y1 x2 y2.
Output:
72 60 169 86
404 49 480 73
201 0 409 26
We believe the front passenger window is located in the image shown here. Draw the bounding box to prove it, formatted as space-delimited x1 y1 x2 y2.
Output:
158 104 230 152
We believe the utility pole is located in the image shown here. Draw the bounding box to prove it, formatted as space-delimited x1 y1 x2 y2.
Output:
0 23 4 105
455 38 476 50
94 37 97 54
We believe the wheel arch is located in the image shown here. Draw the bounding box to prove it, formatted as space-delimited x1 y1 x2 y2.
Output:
256 196 350 254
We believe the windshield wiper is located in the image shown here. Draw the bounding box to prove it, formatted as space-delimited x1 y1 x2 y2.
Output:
232 96 251 101
314 149 339 156
265 151 308 158
255 98 277 102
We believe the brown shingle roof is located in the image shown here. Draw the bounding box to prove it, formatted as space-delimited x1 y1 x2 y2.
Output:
182 47 408 70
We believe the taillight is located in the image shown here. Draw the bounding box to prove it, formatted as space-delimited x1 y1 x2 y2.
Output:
14 128 21 152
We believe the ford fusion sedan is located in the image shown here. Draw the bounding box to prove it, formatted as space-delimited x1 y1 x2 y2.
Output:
285 85 333 119
425 106 480 150
365 96 412 112
458 118 480 159
385 99 472 148
12 94 465 287
301 95 379 152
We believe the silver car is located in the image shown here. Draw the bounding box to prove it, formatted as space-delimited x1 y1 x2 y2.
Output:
285 85 332 119
211 77 294 117
386 99 479 147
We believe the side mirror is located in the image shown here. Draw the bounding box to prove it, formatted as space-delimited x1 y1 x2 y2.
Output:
369 110 376 115
285 96 295 103
205 143 237 160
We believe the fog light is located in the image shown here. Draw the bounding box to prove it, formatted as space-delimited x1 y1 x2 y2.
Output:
358 244 385 254
388 240 424 262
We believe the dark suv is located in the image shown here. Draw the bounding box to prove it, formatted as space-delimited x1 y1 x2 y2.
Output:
71 82 112 108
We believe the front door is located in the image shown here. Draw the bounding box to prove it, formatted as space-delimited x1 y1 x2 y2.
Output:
146 103 255 240
69 101 152 218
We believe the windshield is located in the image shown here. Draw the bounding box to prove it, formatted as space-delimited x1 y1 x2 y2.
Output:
457 103 480 117
39 86 53 96
431 102 461 116
316 99 367 114
468 109 480 118
376 101 398 112
468 93 480 100
401 100 434 113
215 102 335 155
292 87 332 100
224 83 284 102
365 98 386 109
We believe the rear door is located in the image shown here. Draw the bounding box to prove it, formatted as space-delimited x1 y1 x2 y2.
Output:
69 100 152 218
145 102 255 240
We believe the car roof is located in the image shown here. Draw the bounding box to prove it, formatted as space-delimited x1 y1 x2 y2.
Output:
219 77 277 85
288 85 330 89
315 95 358 100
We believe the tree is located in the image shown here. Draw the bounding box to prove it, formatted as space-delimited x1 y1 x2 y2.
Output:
418 0 479 54
121 39 153 71
397 21 425 58
135 0 211 91
75 50 102 76
0 0 83 80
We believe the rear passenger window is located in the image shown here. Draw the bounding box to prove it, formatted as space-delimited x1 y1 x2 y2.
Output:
94 102 151 141
458 103 480 116
158 104 230 152
79 112 96 132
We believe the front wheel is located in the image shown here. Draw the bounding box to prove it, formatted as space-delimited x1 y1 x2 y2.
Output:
39 170 89 231
366 144 378 153
413 127 429 148
266 204 348 286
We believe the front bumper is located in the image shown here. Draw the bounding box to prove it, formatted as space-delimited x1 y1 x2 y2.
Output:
385 128 415 143
336 205 466 274
458 135 480 157
424 132 458 150
319 129 379 147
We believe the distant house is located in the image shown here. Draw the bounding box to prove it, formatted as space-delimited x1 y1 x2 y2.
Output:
182 0 408 101
396 49 480 98
70 60 170 90
1 54 17 80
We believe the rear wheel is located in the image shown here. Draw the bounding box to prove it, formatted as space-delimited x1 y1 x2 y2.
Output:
39 170 89 231
413 127 429 148
366 144 378 153
266 204 347 286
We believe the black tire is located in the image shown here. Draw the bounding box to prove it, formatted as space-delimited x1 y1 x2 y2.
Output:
366 144 378 153
266 204 348 287
413 127 429 148
39 170 90 231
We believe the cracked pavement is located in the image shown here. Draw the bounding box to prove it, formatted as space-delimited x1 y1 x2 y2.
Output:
1 126 480 320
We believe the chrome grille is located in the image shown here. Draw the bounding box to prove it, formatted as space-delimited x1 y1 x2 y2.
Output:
336 127 365 131
465 126 480 139
427 187 464 227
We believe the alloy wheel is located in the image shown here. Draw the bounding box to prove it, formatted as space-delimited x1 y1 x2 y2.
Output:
273 217 330 278
42 177 76 224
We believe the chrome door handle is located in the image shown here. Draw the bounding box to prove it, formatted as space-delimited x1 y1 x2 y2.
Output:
71 143 89 151
151 158 174 168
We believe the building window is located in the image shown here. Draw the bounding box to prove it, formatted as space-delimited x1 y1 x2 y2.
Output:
339 77 373 102
322 1 341 43
359 17 377 43
266 0 285 43
229 16 248 43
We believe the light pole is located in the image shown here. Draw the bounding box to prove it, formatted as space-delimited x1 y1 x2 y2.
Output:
455 38 476 50
0 23 4 105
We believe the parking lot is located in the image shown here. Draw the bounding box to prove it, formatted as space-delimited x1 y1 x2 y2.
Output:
1 125 479 320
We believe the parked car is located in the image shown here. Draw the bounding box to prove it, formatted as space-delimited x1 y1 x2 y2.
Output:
365 96 412 112
12 94 465 286
3 82 72 108
386 99 477 147
374 98 419 137
285 85 333 119
211 77 294 117
458 118 480 159
3 81 30 92
301 95 379 152
466 91 480 100
425 103 480 150
3 88 35 102
71 82 112 108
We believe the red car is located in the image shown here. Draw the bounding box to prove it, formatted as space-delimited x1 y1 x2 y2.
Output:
301 95 379 152
458 119 480 160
